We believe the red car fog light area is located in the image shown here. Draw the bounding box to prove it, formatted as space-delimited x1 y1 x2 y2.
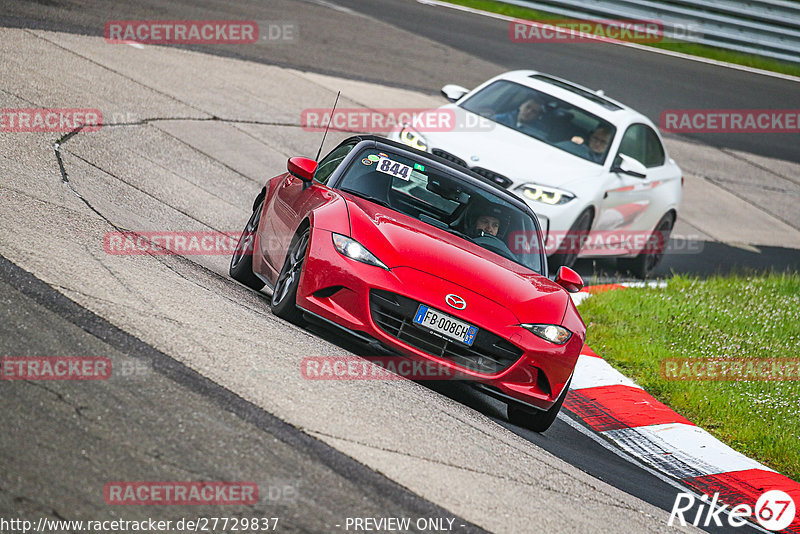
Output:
531 365 551 396
312 286 345 299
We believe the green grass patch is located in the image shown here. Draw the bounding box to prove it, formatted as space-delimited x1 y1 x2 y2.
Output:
578 273 800 481
441 0 800 78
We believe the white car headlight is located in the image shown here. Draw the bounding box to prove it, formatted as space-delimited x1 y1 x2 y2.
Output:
332 234 389 270
521 323 572 344
517 184 575 206
398 126 428 152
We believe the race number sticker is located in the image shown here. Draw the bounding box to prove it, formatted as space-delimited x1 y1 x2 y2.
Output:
376 157 411 181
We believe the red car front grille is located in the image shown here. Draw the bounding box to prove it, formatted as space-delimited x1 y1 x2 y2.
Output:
369 290 523 375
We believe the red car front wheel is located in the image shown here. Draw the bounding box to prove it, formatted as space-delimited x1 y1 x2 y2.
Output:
271 227 309 324
507 378 571 432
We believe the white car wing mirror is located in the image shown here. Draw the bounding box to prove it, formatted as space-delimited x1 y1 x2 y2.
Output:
612 153 647 179
441 84 469 103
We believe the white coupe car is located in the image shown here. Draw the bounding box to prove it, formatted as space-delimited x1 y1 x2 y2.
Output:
390 70 682 278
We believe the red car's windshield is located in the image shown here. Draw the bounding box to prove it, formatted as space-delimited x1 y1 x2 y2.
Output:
337 148 545 274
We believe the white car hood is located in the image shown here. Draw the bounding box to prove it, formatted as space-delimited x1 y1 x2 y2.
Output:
423 107 605 189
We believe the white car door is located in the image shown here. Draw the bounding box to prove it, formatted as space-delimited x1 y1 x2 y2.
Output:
594 124 673 255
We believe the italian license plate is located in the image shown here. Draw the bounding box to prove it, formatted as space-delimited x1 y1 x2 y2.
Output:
413 304 478 346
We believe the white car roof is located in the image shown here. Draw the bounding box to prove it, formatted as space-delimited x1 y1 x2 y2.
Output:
478 70 655 130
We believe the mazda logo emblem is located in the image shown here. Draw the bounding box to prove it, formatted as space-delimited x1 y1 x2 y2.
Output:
445 294 466 310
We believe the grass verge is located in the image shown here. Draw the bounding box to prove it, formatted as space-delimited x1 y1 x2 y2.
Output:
439 0 800 78
577 273 800 481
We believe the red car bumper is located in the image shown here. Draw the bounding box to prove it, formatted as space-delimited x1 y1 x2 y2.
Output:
295 228 582 411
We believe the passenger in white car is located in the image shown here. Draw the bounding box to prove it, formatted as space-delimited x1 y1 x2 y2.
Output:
494 97 551 138
556 125 613 163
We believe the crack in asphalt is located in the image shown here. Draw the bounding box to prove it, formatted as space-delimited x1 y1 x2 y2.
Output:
81 244 159 313
307 429 648 514
689 171 800 231
66 149 224 231
0 86 39 107
705 175 800 196
660 132 800 231
51 284 185 328
51 127 283 319
720 146 800 189
25 381 89 420
24 29 211 117
147 122 270 187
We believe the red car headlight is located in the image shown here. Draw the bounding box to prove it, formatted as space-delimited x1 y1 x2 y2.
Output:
332 233 389 270
520 324 572 345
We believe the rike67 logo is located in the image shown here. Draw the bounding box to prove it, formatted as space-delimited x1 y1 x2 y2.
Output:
669 490 796 531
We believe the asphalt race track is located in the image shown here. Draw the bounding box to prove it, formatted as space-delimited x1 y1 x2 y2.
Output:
1 0 798 533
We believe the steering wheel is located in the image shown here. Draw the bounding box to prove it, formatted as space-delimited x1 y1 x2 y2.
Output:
472 233 515 260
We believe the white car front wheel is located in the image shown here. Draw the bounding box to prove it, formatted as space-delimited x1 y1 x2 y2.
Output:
548 208 593 271
618 212 675 279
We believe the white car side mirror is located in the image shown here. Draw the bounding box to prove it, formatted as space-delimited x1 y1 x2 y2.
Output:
441 84 469 103
612 154 647 179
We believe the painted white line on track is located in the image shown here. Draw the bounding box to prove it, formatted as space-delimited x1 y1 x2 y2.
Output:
606 423 775 477
558 414 776 534
569 291 593 307
558 411 698 491
304 0 357 14
569 280 667 306
123 41 145 49
416 0 800 84
571 354 642 390
621 280 669 288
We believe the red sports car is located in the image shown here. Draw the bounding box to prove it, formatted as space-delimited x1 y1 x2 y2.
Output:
230 135 586 431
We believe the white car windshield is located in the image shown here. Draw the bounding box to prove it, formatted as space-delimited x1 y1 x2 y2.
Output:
460 80 617 165
337 147 545 274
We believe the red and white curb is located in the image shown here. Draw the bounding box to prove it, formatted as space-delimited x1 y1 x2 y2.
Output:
568 284 800 533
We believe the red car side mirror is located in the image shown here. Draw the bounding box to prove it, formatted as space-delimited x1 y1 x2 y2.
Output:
287 157 318 182
555 266 584 293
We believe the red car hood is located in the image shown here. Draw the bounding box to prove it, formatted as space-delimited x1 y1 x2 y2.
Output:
344 195 569 324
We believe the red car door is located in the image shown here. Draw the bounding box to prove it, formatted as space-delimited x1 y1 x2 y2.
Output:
260 174 333 270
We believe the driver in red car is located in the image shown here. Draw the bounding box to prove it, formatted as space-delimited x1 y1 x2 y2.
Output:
474 214 500 237
468 199 510 238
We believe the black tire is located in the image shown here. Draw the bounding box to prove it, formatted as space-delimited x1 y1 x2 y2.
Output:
618 212 675 279
548 208 593 271
229 198 265 290
507 378 571 433
270 227 309 324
